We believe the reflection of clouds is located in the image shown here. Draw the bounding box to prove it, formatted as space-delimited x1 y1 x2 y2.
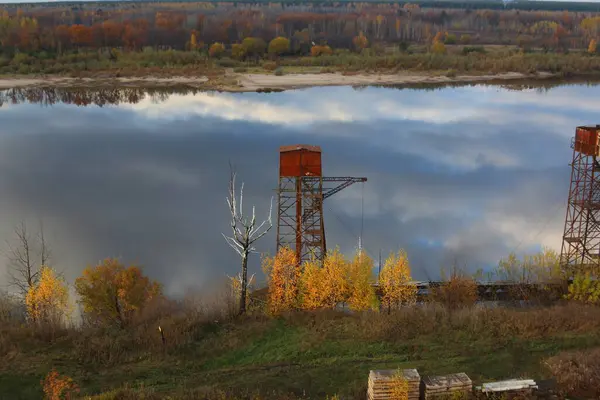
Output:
119 85 591 136
0 84 595 293
489 85 600 114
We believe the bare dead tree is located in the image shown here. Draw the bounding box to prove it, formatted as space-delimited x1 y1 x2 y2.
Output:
5 220 52 298
223 164 272 315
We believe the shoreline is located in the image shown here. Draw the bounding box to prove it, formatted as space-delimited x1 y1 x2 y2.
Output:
0 71 563 92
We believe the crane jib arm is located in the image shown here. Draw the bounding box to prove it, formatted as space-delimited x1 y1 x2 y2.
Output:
302 176 368 200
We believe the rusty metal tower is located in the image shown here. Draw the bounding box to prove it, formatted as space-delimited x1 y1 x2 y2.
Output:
276 145 367 266
560 125 600 277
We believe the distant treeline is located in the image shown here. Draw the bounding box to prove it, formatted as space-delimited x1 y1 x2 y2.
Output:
3 0 600 13
2 0 600 55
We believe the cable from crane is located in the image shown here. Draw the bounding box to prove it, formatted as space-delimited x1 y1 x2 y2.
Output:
360 181 365 247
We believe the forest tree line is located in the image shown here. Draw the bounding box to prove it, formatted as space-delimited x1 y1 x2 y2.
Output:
3 1 600 58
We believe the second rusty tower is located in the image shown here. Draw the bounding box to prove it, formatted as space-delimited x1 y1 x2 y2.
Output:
561 125 600 276
276 145 367 266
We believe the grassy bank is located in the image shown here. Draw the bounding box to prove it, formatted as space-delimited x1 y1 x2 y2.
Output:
2 302 600 399
3 47 600 79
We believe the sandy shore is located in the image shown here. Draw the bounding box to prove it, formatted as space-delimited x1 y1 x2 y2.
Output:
0 76 210 90
0 71 553 92
236 71 546 90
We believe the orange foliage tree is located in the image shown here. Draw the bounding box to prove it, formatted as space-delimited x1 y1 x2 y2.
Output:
262 247 300 315
68 24 92 48
379 250 416 313
74 258 162 328
589 38 597 54
431 32 447 54
25 266 70 326
310 45 333 57
346 250 377 311
352 31 369 51
41 369 79 400
430 266 478 310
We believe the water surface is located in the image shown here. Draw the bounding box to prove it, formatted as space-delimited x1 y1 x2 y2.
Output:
0 83 593 294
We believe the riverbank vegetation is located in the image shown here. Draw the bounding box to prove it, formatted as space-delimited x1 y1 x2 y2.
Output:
3 238 600 399
3 2 600 78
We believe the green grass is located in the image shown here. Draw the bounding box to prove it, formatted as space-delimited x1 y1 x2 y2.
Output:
3 305 600 399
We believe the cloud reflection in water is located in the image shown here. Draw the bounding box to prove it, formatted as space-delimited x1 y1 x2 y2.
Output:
0 83 590 294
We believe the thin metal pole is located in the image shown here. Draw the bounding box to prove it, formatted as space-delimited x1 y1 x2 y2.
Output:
378 249 382 281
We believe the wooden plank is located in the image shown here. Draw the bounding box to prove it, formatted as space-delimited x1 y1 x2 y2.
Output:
480 379 537 392
423 373 471 388
370 369 420 381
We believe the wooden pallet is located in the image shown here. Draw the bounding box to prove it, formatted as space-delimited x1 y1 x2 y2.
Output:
368 369 420 400
422 373 472 399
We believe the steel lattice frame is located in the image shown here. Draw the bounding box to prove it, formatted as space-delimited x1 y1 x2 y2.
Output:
560 136 600 277
276 176 366 266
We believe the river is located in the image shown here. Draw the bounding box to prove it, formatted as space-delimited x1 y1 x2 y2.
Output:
0 82 594 294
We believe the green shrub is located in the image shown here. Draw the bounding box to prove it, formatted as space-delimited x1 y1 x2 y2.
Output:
17 65 30 74
274 67 284 76
462 46 486 55
445 33 457 45
215 58 239 68
12 53 31 65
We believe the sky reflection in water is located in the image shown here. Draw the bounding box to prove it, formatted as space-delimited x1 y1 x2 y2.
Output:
0 83 595 294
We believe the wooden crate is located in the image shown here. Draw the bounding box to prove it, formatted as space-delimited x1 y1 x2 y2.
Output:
422 373 472 399
368 369 420 400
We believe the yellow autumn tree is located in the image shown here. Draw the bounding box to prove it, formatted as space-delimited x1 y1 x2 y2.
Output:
346 251 376 311
26 266 70 327
431 39 446 54
589 38 597 54
496 247 564 303
300 247 349 310
565 272 600 304
300 257 327 310
268 36 290 56
74 258 162 328
262 247 300 315
209 42 225 58
380 250 416 314
190 32 198 50
321 247 350 308
231 43 246 60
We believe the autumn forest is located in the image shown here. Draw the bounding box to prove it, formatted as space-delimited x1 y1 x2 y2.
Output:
3 1 600 78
